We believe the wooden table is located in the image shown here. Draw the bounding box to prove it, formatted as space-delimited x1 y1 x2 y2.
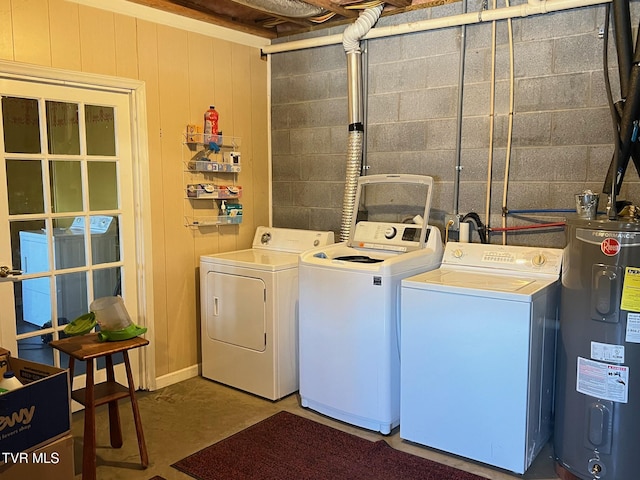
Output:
50 333 149 480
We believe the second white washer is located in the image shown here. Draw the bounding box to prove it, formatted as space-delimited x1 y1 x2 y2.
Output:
400 241 563 473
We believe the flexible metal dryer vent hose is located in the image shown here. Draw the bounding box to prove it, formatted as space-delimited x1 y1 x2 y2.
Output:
340 4 384 242
343 5 384 53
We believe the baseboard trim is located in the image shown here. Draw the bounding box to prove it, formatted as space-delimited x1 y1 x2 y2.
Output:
154 364 200 390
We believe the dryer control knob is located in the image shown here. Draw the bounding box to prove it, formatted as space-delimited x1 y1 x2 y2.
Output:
532 254 546 266
384 227 397 239
453 248 464 259
261 232 271 244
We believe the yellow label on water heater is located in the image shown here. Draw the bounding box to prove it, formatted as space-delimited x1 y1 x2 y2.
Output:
620 267 640 312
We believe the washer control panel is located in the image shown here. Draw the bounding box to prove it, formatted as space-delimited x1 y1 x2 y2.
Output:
442 241 563 275
350 221 428 252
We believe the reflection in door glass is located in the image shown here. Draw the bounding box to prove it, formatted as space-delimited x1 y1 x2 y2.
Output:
18 336 54 366
88 161 118 210
19 277 52 327
91 215 119 264
56 271 88 325
50 160 83 213
11 219 46 274
85 105 116 156
6 159 44 215
94 267 121 298
46 101 80 155
53 217 86 270
1 96 41 153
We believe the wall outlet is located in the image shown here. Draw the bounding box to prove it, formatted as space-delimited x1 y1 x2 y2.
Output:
444 213 461 231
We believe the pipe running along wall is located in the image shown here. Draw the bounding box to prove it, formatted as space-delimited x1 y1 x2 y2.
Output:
340 5 384 242
262 0 609 242
262 0 610 55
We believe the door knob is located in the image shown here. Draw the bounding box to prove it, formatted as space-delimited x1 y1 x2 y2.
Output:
0 266 22 278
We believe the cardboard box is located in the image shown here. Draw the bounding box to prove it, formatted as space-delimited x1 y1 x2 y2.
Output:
0 348 8 377
186 124 203 143
226 203 243 217
0 350 71 454
0 433 74 480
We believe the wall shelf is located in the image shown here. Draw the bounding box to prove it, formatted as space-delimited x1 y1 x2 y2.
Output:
182 131 242 228
185 184 242 199
184 215 243 228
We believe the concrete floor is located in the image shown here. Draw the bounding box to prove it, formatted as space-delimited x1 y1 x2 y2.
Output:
71 376 562 480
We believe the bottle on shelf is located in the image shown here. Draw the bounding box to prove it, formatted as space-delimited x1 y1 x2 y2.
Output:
203 105 219 145
0 370 23 394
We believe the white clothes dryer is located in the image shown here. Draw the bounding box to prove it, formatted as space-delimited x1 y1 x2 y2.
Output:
200 226 334 400
298 174 443 434
400 241 563 474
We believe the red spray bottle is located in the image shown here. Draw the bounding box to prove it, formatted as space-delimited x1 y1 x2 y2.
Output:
203 105 219 144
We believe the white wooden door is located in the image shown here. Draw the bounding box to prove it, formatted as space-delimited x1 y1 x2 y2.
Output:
0 78 141 397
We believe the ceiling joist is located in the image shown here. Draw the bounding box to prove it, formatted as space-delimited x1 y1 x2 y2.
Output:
125 0 459 38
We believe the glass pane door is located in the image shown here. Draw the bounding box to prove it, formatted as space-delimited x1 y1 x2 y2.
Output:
0 78 139 393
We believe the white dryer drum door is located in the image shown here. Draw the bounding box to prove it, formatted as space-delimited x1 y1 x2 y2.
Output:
205 271 266 352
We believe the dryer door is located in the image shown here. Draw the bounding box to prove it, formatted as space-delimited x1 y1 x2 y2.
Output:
205 271 266 351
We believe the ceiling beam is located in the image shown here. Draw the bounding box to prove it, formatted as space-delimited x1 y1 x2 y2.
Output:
303 1 358 18
381 0 412 7
126 0 277 38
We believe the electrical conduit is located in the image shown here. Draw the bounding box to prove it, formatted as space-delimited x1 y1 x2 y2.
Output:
452 0 468 218
501 0 516 245
340 4 384 242
485 0 497 243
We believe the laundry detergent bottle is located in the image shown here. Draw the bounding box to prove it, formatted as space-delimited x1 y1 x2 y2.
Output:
0 371 23 394
203 105 219 145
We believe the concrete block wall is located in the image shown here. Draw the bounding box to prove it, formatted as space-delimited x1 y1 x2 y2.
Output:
271 1 640 248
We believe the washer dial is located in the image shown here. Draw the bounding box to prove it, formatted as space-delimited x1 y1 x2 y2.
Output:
532 254 546 266
384 226 397 239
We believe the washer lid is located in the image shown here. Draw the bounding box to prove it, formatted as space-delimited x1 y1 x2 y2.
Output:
200 248 299 271
346 174 435 252
402 268 558 301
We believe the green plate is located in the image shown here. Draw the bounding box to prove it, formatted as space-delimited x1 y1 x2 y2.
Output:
64 312 97 336
97 324 147 342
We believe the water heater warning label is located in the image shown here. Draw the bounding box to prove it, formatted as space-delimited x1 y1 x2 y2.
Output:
626 313 640 343
621 267 640 312
577 357 629 403
591 341 625 363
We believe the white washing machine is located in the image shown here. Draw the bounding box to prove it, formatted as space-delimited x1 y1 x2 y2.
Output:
19 215 118 326
298 174 443 434
200 226 334 400
400 241 563 474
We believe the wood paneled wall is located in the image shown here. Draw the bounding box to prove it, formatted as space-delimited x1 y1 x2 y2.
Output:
0 0 270 379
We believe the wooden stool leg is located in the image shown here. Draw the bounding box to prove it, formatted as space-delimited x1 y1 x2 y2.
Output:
68 357 75 382
83 359 96 480
123 351 148 467
105 354 123 448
